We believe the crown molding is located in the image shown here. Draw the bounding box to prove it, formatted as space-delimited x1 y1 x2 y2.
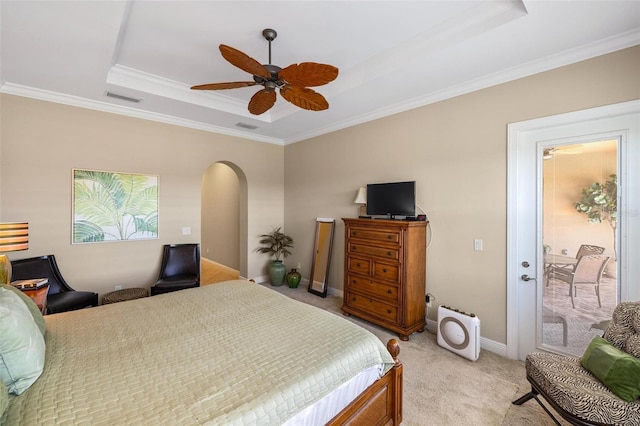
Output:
2 29 637 147
283 30 640 145
0 83 284 145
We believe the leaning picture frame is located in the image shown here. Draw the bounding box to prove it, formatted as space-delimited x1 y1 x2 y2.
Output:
72 169 159 244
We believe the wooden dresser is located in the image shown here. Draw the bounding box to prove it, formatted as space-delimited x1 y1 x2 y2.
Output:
341 218 427 341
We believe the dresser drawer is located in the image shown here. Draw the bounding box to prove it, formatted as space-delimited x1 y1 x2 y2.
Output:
348 242 399 261
373 262 400 282
347 257 370 275
348 294 398 322
347 275 398 302
349 227 400 245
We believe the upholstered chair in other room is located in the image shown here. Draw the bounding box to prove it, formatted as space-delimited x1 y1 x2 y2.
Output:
554 254 610 308
544 244 605 286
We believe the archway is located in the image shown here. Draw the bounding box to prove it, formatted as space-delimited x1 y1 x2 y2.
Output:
201 161 248 278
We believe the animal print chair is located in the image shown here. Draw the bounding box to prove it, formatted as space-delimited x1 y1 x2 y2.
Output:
513 301 640 425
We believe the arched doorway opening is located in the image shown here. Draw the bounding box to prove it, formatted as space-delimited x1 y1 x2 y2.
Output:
201 161 248 278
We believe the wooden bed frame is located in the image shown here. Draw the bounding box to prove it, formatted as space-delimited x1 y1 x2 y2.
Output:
328 339 403 425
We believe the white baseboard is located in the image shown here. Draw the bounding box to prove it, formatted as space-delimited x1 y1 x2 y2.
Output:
327 287 344 298
251 275 270 284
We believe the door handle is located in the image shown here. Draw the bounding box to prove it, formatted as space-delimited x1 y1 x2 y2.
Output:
521 274 537 282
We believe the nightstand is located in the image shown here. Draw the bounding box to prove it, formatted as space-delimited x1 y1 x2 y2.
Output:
11 278 49 314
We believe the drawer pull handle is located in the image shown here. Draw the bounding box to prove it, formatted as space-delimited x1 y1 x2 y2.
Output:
383 268 388 273
353 246 357 251
387 235 393 239
387 251 392 256
387 309 392 314
356 263 361 267
353 231 358 236
352 280 357 284
387 289 392 294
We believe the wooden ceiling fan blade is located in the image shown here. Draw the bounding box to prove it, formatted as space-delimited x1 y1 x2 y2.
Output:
219 44 270 79
280 84 329 111
279 62 339 87
248 89 276 115
191 81 258 90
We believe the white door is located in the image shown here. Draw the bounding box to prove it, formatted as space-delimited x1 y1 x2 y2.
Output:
507 101 640 360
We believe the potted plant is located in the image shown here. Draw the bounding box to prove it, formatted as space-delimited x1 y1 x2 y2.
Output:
575 174 617 275
255 227 293 286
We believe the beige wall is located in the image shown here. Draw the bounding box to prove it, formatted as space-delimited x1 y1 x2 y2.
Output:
283 46 640 343
1 46 637 344
543 141 617 260
0 95 284 295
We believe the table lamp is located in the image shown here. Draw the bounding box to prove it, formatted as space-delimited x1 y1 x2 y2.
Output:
354 186 367 216
0 222 29 284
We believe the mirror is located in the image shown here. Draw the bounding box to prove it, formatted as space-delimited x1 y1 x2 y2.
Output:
308 218 335 298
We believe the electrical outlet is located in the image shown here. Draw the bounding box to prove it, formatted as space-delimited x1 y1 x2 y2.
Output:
115 285 122 291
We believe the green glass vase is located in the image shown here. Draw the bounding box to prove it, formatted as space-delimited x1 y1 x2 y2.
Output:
269 260 286 286
286 268 302 288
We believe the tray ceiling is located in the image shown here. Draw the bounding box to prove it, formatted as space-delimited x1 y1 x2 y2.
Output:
1 1 639 145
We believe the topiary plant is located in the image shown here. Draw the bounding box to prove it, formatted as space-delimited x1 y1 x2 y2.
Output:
575 174 617 260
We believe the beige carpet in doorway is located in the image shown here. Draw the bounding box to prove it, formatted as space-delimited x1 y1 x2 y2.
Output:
263 282 568 425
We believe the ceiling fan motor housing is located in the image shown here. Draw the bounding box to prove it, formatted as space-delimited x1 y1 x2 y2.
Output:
253 64 283 88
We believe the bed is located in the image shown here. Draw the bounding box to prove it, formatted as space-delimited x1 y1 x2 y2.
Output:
1 280 402 425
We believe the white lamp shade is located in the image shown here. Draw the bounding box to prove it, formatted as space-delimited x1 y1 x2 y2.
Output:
354 187 367 204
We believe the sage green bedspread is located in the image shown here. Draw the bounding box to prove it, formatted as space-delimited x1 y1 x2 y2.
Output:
4 280 394 425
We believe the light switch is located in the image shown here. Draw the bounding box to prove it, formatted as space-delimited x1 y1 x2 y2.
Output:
182 227 191 235
474 239 483 251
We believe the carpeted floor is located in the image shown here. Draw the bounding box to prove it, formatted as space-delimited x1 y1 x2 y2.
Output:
263 282 571 426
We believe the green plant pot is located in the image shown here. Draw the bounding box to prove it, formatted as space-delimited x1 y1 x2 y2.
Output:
286 268 302 288
269 260 286 286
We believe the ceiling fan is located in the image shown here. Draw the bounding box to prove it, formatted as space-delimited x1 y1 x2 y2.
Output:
191 29 339 115
543 145 584 159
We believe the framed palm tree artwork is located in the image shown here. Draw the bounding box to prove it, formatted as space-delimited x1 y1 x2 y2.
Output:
72 169 159 244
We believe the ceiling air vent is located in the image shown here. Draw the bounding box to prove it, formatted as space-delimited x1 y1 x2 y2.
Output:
235 122 259 130
106 91 142 103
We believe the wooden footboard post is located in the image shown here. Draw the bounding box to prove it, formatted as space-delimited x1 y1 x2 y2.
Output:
328 339 403 425
387 339 403 425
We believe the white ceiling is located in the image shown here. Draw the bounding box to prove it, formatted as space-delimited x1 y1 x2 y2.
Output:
2 1 639 145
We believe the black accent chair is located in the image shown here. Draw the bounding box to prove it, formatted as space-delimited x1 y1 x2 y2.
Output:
11 255 99 314
150 244 200 296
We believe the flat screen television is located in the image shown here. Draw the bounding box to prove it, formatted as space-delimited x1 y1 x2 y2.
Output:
366 181 415 218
